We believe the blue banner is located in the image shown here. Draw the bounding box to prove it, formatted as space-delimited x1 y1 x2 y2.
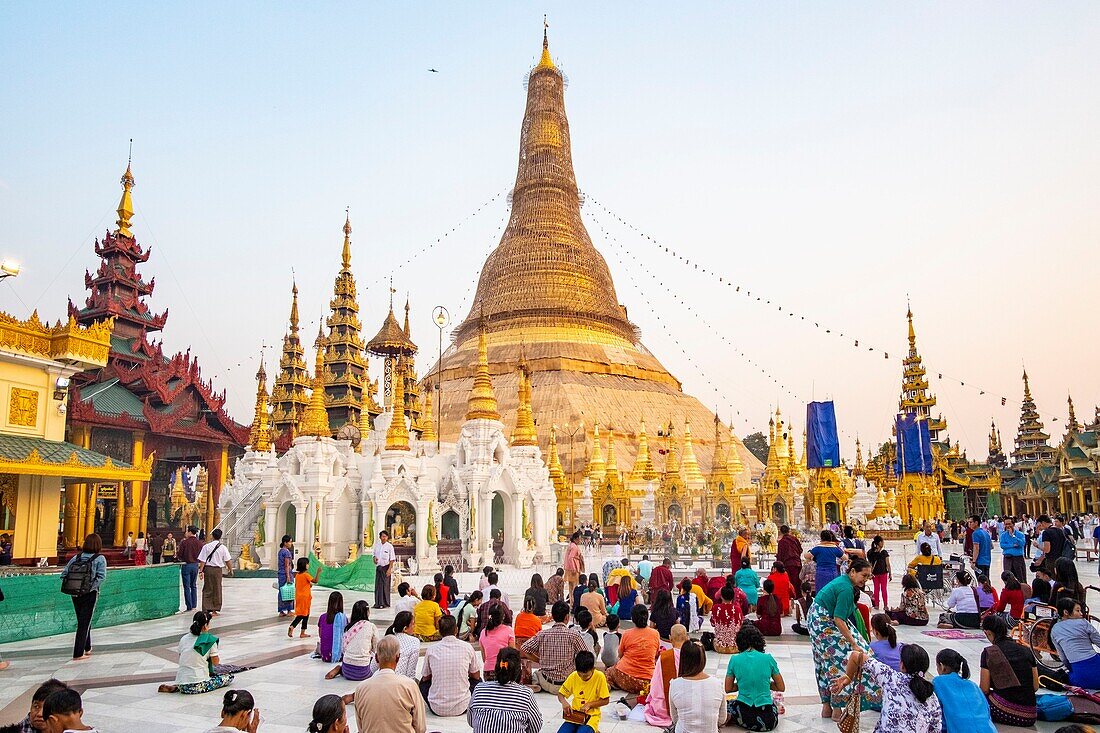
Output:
806 401 841 469
895 413 933 474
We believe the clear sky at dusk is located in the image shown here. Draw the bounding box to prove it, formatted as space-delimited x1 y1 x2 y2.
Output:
2 3 1098 457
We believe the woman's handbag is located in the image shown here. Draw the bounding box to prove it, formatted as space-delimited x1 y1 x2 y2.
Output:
837 660 863 733
279 582 295 602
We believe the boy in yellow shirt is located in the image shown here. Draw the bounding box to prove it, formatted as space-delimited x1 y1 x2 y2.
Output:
557 650 610 732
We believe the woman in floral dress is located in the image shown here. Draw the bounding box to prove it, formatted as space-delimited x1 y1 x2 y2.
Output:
807 558 882 719
832 643 942 733
710 585 743 653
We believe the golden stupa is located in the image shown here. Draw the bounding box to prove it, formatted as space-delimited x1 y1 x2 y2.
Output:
431 28 763 481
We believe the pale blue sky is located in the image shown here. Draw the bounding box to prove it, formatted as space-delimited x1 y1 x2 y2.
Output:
2 3 1098 456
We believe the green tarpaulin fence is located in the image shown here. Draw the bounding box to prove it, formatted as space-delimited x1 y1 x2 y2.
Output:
307 554 375 592
0 563 179 644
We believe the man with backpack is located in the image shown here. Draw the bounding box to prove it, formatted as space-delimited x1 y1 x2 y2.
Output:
60 533 106 661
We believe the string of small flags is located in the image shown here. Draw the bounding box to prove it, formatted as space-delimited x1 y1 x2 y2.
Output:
584 192 1060 425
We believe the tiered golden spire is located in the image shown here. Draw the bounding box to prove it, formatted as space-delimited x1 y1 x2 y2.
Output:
419 380 437 444
663 424 681 478
728 419 744 475
1068 394 1080 433
465 319 500 421
357 377 372 453
547 427 568 492
853 437 865 476
297 328 332 438
385 357 411 450
249 355 272 452
272 281 312 442
324 213 372 431
536 15 557 72
116 146 135 238
681 420 703 482
605 427 622 485
586 423 607 483
630 419 659 481
511 354 538 446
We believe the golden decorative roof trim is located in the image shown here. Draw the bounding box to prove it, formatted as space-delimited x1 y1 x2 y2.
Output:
0 311 113 367
0 446 153 482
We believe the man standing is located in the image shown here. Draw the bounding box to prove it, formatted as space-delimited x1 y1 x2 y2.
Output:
521 600 587 694
162 532 176 564
970 515 992 580
914 521 942 559
1000 516 1028 583
372 530 396 609
177 526 203 612
352 635 426 733
731 527 752 571
420 615 480 716
149 532 164 565
647 557 674 603
198 528 233 614
563 531 585 598
776 525 804 601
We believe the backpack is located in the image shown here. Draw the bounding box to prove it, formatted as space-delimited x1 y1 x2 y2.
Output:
61 553 100 596
1061 530 1077 560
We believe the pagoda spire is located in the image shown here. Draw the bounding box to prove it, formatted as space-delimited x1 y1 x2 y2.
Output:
727 419 744 474
116 144 136 238
272 280 311 444
403 298 412 338
899 307 946 442
323 213 370 432
465 319 500 421
297 329 332 438
419 379 437 444
547 426 567 492
1068 394 1080 433
630 419 658 481
854 437 865 476
385 357 411 451
249 354 271 452
536 15 557 71
681 420 703 482
512 353 538 446
1011 368 1055 467
606 427 619 478
586 423 606 483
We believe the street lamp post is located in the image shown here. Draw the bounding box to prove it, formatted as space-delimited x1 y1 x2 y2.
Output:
0 261 20 281
562 419 585 530
432 306 450 450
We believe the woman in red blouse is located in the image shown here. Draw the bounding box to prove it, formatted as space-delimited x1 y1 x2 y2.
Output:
988 571 1025 621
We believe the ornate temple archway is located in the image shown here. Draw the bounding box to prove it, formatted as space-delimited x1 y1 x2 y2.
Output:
385 501 416 550
441 510 460 540
824 501 840 524
602 504 617 527
667 504 682 522
280 502 296 540
771 500 788 524
715 502 731 520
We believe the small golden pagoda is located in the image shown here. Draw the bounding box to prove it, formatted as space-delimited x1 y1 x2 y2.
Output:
271 282 311 446
297 329 332 439
249 355 272 452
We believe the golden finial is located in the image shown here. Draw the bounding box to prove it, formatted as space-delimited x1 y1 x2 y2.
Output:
681 420 703 482
1022 368 1032 400
419 379 437 444
546 425 567 490
403 297 411 338
116 140 136 238
297 329 332 438
1068 394 1079 432
536 15 557 72
630 418 658 481
385 357 411 450
906 306 916 350
289 280 300 333
250 351 272 452
586 423 606 483
465 317 500 421
341 208 352 271
512 352 538 446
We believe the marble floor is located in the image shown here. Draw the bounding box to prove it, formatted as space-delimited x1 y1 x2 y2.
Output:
0 539 1091 732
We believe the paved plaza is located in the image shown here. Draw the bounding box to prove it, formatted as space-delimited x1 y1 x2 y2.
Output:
0 539 1089 732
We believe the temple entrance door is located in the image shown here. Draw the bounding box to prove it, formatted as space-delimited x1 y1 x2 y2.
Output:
667 504 682 522
491 494 505 542
95 499 114 540
602 504 617 527
824 501 840 524
283 503 297 540
772 501 787 524
441 510 460 540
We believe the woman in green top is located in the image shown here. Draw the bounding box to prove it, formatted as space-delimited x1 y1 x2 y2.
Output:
807 558 882 720
725 623 785 731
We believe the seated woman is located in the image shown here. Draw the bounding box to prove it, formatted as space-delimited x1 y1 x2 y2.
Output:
710 585 744 653
933 649 995 733
643 624 688 728
938 571 981 629
207 689 259 732
318 591 348 663
988 572 1025 623
724 623 785 731
580 577 609 628
766 562 792 616
754 579 783 637
513 596 544 649
832 644 941 733
412 585 443 642
1053 557 1088 611
1050 598 1100 690
979 614 1038 727
791 582 813 635
615 575 639 625
158 612 235 694
974 575 998 615
907 543 943 575
677 578 701 632
735 558 761 612
326 601 374 680
649 589 679 641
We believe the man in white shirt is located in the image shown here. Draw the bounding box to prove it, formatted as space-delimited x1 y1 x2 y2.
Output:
372 530 396 609
420 616 481 716
914 521 942 558
198 528 233 614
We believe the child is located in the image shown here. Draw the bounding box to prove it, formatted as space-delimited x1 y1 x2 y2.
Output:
791 582 812 635
574 608 601 657
735 558 761 612
869 613 902 671
932 648 996 733
479 566 493 591
557 650 610 733
318 591 348 663
601 615 621 668
766 561 792 615
676 578 701 631
41 688 98 733
755 579 783 636
289 557 317 638
868 535 892 609
711 585 744 653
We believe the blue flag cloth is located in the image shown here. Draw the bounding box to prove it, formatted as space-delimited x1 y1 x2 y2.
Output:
895 413 933 474
806 401 841 469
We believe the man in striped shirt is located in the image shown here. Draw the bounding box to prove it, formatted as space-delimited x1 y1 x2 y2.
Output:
521 600 587 694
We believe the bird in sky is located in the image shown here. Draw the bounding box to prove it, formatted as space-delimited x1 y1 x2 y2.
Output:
428 68 439 73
